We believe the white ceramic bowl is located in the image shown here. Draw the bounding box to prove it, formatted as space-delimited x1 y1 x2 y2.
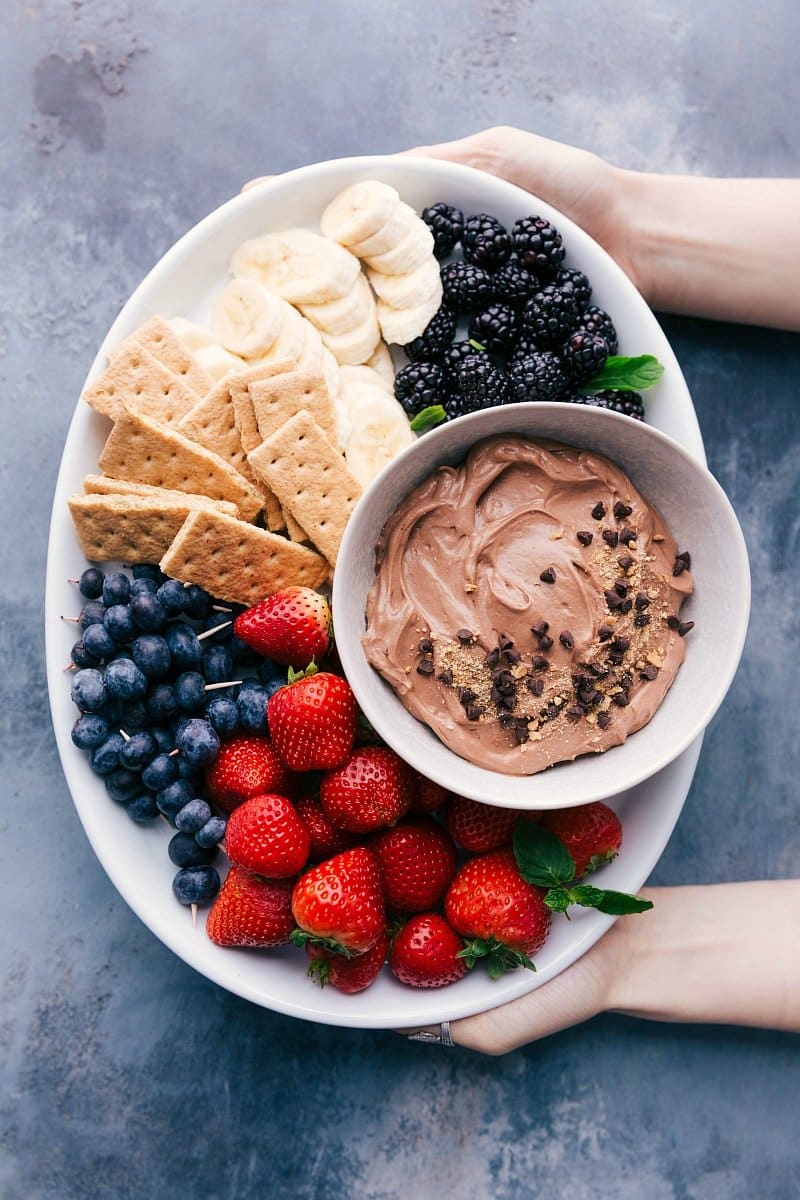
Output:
334 402 750 810
46 155 736 1027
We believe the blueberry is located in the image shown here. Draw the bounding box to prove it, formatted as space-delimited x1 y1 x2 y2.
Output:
255 658 287 698
202 644 233 684
79 600 106 630
236 679 270 733
101 571 131 607
156 779 195 820
78 567 105 599
183 584 211 620
133 564 164 583
125 791 160 823
177 756 201 781
71 640 98 669
130 591 167 633
195 815 227 848
71 713 109 750
117 699 150 731
104 604 136 644
230 633 261 667
141 752 179 791
156 578 187 616
130 577 158 597
71 668 108 713
168 831 217 868
150 725 175 754
131 634 171 678
146 683 179 722
82 622 117 662
176 718 220 768
172 865 221 906
174 671 206 713
90 732 125 775
105 767 142 804
175 798 212 833
205 695 239 737
105 657 148 701
201 612 233 643
165 623 202 670
119 730 158 770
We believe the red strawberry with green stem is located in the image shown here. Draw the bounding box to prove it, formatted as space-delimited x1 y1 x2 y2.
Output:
320 746 414 833
411 773 450 815
389 913 469 989
539 801 622 879
233 586 331 668
225 793 310 878
291 846 385 955
306 930 389 994
204 735 294 814
295 793 360 862
206 865 295 948
372 818 457 913
268 665 357 771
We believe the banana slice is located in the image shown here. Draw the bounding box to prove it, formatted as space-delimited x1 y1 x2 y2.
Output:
211 279 283 358
230 229 361 305
340 364 393 397
367 257 442 310
348 202 422 259
320 181 401 246
248 298 308 365
193 342 248 380
377 286 443 347
365 341 396 388
320 308 381 366
344 388 414 487
364 219 435 276
301 272 376 336
167 317 218 351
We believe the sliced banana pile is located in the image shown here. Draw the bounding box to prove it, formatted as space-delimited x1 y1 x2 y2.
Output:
338 365 413 488
321 181 442 347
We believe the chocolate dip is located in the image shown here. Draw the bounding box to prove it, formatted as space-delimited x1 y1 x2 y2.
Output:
362 435 693 776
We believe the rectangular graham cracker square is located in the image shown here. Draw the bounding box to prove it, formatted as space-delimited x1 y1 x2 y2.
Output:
68 493 230 564
281 504 309 544
112 316 215 398
248 367 337 445
97 407 263 522
81 474 238 517
228 359 298 454
160 509 328 605
247 410 362 566
178 380 285 533
82 345 200 426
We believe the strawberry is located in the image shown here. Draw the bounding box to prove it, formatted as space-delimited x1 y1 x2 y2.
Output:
233 586 331 668
539 801 622 880
372 818 457 913
306 930 389 994
295 793 360 862
411 772 450 815
204 735 294 815
444 848 551 977
290 847 385 955
206 865 295 948
268 666 357 771
225 793 310 878
320 746 415 833
389 913 468 989
445 795 521 853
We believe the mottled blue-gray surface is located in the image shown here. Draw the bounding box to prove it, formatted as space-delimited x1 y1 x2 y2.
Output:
2 3 799 1198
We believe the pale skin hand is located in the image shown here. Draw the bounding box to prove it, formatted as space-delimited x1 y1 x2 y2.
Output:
402 882 800 1055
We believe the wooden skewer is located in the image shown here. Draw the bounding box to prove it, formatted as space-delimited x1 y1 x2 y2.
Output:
204 679 243 692
197 620 232 641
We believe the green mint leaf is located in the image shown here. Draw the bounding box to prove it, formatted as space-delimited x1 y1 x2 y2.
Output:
513 821 576 889
410 405 447 434
570 885 606 908
582 354 665 393
570 885 653 915
543 887 571 913
468 338 487 352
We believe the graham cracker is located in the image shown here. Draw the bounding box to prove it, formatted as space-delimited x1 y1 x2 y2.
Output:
81 474 238 517
83 345 199 426
248 410 362 566
112 316 214 398
97 407 263 522
228 359 297 454
160 508 328 605
280 504 309 544
68 492 229 564
248 367 337 445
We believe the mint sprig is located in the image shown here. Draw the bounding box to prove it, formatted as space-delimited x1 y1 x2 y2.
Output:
512 821 653 917
410 404 447 434
582 354 664 393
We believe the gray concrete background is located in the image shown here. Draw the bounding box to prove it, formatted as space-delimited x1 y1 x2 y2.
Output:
2 2 799 1197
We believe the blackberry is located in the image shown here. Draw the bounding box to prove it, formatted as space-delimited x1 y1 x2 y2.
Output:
444 391 480 420
468 303 518 356
561 331 610 385
403 304 457 362
506 331 541 369
491 260 539 309
569 391 645 421
442 339 486 392
394 361 446 416
462 213 512 270
458 358 509 409
421 202 464 259
522 284 579 346
440 260 494 314
577 305 618 354
556 267 592 311
511 216 565 277
507 352 567 403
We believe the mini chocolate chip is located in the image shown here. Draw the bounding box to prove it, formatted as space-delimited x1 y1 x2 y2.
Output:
496 694 516 711
602 529 619 548
465 704 483 721
458 687 477 704
604 589 622 610
619 598 633 614
597 711 612 730
538 634 554 651
676 550 691 567
418 638 433 654
490 684 503 704
577 530 594 546
607 652 624 666
526 676 545 696
620 672 633 688
539 566 556 584
678 620 695 637
531 655 550 672
620 527 637 545
612 690 630 707
416 660 435 675
504 648 522 664
498 633 514 651
634 592 650 610
611 636 631 652
566 704 584 721
513 722 530 745
580 688 602 708
666 615 681 630
498 713 517 729
633 613 651 628
456 628 473 644
617 554 634 571
598 624 614 642
559 630 574 650
485 647 500 667
640 664 659 680
545 703 560 720
437 668 454 685
497 680 516 696
614 500 633 520
614 580 629 598
591 501 606 520
531 620 549 637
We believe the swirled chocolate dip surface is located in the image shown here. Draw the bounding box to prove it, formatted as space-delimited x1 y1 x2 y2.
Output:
362 436 694 775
